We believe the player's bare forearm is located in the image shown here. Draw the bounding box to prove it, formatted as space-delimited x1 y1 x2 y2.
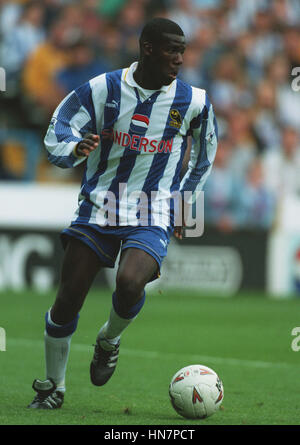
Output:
75 133 100 157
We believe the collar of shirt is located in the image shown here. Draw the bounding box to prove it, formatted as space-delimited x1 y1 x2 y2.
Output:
124 62 173 95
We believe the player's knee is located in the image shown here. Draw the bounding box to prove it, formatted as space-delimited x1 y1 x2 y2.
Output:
116 272 144 305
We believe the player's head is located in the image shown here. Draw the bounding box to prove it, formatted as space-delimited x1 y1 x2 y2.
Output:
139 18 186 86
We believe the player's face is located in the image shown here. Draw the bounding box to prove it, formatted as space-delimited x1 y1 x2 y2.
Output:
152 33 186 85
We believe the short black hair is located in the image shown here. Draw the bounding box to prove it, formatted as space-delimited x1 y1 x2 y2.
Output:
139 17 184 47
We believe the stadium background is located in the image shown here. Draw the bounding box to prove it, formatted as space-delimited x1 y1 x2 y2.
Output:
1 0 300 297
1 0 300 427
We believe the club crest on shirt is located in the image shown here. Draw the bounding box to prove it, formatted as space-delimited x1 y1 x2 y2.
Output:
169 109 182 129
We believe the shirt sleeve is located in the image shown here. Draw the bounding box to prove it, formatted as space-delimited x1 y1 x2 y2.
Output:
180 93 218 194
44 81 97 168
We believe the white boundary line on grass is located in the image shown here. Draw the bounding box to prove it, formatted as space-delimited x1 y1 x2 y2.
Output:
7 338 299 369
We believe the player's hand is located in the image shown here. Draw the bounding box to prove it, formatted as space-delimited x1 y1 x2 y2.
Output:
173 225 184 240
75 133 100 157
173 207 186 240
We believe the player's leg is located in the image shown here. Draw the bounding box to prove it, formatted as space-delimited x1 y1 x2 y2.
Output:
28 238 102 408
105 225 170 342
45 237 103 385
106 247 157 337
50 237 103 324
90 248 158 386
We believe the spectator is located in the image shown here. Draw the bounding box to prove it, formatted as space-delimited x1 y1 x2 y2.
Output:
245 9 283 82
227 108 257 181
204 137 240 232
223 0 269 39
178 43 204 88
191 22 224 90
234 31 262 85
283 26 300 69
97 24 124 69
56 37 111 94
262 126 300 198
252 80 281 152
97 0 127 20
0 1 45 94
209 53 251 115
0 0 23 36
234 158 275 229
271 0 300 27
167 0 201 42
192 0 221 16
0 139 26 181
22 20 70 122
263 52 300 130
80 0 105 42
117 0 145 65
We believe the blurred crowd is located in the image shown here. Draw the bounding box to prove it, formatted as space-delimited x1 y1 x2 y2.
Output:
1 0 300 232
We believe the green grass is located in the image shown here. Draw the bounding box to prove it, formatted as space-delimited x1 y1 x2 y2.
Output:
1 288 300 425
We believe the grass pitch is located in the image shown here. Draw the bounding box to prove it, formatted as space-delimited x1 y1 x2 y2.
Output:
0 288 300 426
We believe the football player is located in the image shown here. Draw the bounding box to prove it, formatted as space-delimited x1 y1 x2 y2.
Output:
28 17 218 409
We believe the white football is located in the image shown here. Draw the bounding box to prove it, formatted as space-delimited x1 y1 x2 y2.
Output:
169 364 224 419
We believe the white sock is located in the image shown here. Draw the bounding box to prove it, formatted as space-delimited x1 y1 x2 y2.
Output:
44 313 72 393
99 307 136 348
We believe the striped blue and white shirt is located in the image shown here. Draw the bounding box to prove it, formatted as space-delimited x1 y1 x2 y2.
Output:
44 62 218 230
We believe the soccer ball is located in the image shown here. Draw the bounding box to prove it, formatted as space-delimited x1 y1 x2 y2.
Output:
169 364 224 419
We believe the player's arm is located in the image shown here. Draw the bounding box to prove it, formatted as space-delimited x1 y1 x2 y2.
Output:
175 94 218 238
44 82 99 168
